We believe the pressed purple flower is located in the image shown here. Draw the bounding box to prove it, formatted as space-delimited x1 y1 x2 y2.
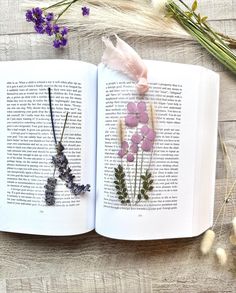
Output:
125 101 149 127
118 141 129 158
127 153 134 162
130 143 138 153
82 6 90 16
131 133 142 144
53 39 61 48
140 125 156 152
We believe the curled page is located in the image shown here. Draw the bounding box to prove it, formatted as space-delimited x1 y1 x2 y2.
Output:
101 35 149 95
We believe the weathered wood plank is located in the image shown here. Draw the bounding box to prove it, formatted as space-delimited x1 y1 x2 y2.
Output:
0 0 235 35
3 270 152 293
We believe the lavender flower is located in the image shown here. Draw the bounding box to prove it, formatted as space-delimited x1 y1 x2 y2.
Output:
81 6 90 16
25 8 68 48
52 142 90 195
44 177 57 206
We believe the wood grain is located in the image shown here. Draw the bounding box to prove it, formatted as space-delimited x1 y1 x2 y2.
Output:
0 0 236 292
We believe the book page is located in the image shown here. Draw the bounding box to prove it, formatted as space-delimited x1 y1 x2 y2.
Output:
0 60 97 236
96 60 215 240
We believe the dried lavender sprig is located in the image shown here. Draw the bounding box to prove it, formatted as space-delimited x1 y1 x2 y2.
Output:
52 141 91 195
45 177 57 206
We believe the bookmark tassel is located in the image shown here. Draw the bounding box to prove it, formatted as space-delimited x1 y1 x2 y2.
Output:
101 35 149 95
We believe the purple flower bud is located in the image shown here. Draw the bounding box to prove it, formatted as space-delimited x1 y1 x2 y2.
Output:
61 27 68 36
81 6 90 16
53 24 60 33
53 39 61 48
25 10 33 22
34 24 45 34
46 12 54 21
61 38 68 47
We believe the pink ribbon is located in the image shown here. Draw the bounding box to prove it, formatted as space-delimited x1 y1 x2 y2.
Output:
101 35 149 95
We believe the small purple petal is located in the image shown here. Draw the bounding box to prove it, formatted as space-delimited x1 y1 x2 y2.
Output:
118 149 126 158
140 125 150 136
127 153 134 162
61 38 67 46
137 101 146 113
25 10 33 22
139 112 149 124
121 141 129 150
53 24 60 33
34 24 45 34
46 12 54 21
130 143 138 153
45 22 53 36
141 139 153 152
125 114 139 127
127 102 137 113
82 6 90 16
53 39 61 48
131 133 142 144
61 27 68 36
146 129 156 141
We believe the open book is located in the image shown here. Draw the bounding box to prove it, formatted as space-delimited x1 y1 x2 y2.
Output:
0 59 219 240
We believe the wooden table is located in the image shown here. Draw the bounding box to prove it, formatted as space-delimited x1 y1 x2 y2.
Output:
0 1 235 292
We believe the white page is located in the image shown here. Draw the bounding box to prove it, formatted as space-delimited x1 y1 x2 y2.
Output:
192 68 219 235
0 60 97 236
96 60 211 240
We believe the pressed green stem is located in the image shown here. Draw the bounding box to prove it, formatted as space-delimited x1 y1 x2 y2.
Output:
138 151 144 196
133 152 139 199
55 0 79 23
42 0 69 11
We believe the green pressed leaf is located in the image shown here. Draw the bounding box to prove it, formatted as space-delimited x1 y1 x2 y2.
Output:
143 182 148 190
126 200 130 203
138 194 142 200
114 181 119 185
124 192 128 197
144 194 149 200
118 196 123 200
114 168 118 173
115 185 120 190
192 0 198 11
120 178 125 184
149 180 154 185
115 173 120 180
141 175 146 180
141 189 145 195
123 188 127 193
201 16 208 23
147 173 152 179
148 186 154 191
120 173 125 179
121 200 125 204
117 191 122 195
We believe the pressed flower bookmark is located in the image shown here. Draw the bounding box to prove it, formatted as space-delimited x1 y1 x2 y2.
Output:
44 88 90 206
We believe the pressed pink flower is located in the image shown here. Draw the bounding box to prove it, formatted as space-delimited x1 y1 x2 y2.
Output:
118 140 138 162
127 153 135 162
131 133 142 144
125 101 149 127
140 125 156 152
118 141 129 158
